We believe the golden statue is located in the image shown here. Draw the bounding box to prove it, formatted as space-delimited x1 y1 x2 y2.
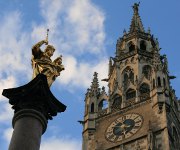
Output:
31 29 65 87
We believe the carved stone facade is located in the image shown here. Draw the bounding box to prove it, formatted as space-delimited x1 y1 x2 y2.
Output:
82 3 180 150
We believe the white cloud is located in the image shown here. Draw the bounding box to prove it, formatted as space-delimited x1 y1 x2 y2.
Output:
3 128 13 143
0 102 13 123
0 76 16 101
32 0 105 55
40 137 81 150
59 55 108 89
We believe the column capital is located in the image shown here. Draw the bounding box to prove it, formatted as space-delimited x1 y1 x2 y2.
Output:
2 74 66 120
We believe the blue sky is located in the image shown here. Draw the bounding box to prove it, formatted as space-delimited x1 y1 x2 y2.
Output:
0 0 180 150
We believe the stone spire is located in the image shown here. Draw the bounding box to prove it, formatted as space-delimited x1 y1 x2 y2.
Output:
129 2 145 33
90 72 100 96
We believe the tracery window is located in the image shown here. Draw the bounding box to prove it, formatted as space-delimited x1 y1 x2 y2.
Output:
140 40 146 50
123 67 134 89
139 83 150 101
126 89 136 100
142 65 151 80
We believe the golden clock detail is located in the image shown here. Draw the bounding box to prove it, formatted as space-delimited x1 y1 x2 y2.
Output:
105 113 143 142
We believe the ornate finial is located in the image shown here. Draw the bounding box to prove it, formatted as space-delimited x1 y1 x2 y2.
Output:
132 2 140 14
90 72 100 96
129 2 144 33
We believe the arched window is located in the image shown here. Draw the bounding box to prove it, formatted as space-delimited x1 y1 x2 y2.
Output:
98 99 108 111
158 77 161 87
129 71 134 83
129 42 135 52
140 40 146 50
139 83 150 101
90 103 94 113
153 79 155 88
126 89 136 100
124 73 128 88
112 95 122 109
123 67 134 89
142 65 151 80
163 78 166 87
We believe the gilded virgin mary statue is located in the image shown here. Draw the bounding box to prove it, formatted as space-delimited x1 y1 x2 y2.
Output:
31 31 64 86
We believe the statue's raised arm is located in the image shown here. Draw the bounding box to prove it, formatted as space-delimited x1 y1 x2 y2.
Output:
32 40 48 59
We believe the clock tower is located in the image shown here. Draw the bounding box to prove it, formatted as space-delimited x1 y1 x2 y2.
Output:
82 3 180 150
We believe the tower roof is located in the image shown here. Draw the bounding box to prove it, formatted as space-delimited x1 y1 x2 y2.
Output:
129 2 145 33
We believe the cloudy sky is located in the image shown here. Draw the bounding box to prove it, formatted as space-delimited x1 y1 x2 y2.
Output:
0 0 180 150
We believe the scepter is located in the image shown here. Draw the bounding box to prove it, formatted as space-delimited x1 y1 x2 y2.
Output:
45 29 49 45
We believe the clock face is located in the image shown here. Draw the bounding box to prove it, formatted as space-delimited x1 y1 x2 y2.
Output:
105 113 143 142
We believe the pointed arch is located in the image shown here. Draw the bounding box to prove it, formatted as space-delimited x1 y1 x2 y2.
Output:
139 83 150 101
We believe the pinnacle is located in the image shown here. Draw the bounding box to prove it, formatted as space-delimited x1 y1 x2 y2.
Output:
129 2 145 33
90 72 100 95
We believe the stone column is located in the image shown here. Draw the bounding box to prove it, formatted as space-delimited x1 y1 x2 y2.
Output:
2 74 66 150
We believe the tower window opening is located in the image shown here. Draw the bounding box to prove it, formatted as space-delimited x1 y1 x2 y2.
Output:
90 103 94 113
139 83 150 101
98 99 108 111
124 73 128 88
153 79 155 88
129 71 134 83
157 77 161 87
163 78 166 87
126 89 136 100
129 42 135 52
140 40 146 50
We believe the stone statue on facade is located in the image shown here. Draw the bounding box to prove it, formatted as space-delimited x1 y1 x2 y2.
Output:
31 29 65 86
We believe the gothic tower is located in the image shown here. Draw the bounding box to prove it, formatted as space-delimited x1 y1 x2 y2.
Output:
82 3 180 150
